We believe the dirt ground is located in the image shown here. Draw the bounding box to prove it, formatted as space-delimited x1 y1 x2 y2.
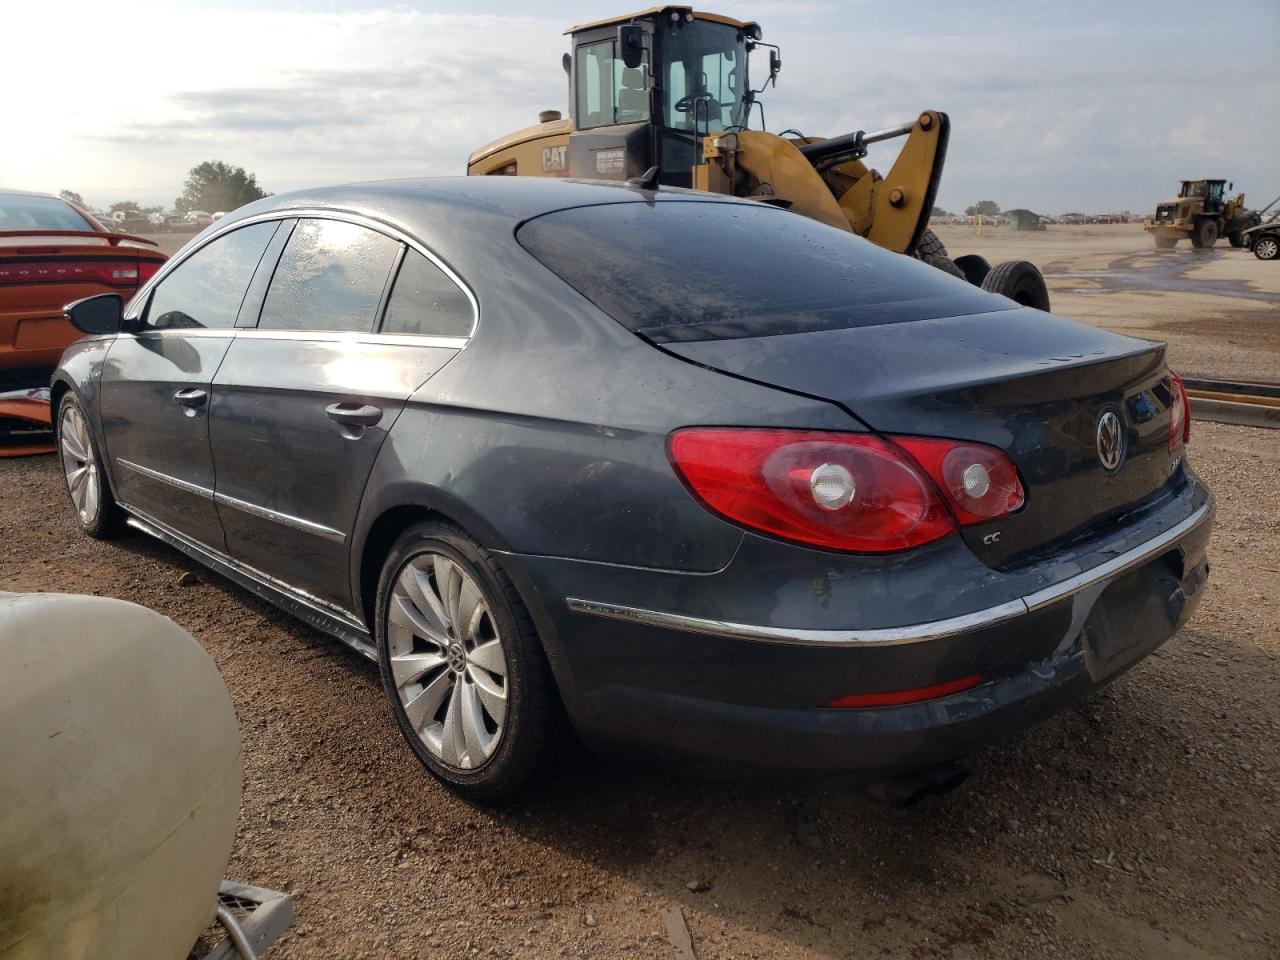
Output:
3 225 1278 959
934 223 1280 381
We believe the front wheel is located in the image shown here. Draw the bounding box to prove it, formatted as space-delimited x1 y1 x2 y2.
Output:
374 520 560 802
915 229 965 279
1190 219 1219 249
56 394 125 539
1253 235 1280 261
980 260 1051 311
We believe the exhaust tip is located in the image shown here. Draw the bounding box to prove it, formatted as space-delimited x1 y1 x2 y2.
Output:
863 763 969 808
539 110 562 123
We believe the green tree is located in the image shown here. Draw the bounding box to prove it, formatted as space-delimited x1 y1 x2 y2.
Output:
174 161 268 214
964 200 1001 217
59 189 86 207
931 205 952 217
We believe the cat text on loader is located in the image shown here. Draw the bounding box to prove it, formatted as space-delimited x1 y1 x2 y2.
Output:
467 6 1050 310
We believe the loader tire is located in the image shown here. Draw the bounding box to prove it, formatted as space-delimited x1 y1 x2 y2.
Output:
953 254 992 286
915 229 964 279
1190 219 1218 249
980 260 1051 311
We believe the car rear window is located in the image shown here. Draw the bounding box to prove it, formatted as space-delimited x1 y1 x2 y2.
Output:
0 195 94 232
516 201 1009 343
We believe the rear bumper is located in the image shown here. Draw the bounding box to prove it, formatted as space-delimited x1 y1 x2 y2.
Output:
508 483 1214 777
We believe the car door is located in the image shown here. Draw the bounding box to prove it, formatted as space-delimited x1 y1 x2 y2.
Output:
99 220 282 548
209 216 472 610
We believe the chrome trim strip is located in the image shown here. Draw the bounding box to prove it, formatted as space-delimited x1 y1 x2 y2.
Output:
124 207 478 339
567 501 1213 647
229 329 468 350
116 458 214 500
117 458 348 543
214 491 347 544
120 503 374 659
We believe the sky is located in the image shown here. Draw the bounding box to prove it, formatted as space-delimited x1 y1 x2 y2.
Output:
3 0 1277 214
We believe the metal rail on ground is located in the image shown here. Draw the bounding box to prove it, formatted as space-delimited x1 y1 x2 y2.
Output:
1183 377 1280 429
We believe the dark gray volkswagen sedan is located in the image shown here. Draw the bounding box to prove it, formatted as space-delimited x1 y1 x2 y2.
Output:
53 178 1213 801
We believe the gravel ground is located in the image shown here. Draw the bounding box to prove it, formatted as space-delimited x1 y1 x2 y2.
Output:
2 428 1277 960
3 227 1277 959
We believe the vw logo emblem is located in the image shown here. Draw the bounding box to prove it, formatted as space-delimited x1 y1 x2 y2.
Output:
1095 411 1125 472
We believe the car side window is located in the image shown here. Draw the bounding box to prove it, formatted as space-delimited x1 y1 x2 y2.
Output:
257 218 401 333
146 221 279 330
381 249 473 338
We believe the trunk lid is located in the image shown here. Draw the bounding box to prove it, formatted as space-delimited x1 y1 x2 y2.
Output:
662 307 1182 567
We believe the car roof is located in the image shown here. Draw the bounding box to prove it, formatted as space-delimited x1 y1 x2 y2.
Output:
216 176 757 248
0 189 65 200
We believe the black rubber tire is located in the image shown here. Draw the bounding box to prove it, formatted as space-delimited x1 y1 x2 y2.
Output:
1228 232 1246 248
980 260 1051 311
374 519 560 802
1253 234 1280 261
1190 219 1219 249
952 253 992 286
915 229 965 279
1154 235 1178 250
55 393 126 539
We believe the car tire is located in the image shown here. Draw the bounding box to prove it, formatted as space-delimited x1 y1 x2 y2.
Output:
56 393 126 539
980 260 1051 311
915 229 965 279
1253 235 1280 261
1190 219 1218 249
374 519 559 802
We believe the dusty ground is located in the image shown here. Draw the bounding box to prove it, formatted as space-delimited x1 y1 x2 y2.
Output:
3 225 1278 959
935 223 1280 382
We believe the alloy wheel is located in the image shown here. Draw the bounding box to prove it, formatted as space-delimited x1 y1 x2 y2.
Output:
59 404 100 525
387 552 509 770
1255 237 1278 260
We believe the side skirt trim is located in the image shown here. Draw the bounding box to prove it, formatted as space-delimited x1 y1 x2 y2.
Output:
120 503 376 660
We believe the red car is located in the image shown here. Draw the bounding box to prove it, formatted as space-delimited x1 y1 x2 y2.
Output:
1 190 167 454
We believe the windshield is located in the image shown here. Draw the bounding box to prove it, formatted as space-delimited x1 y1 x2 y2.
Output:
0 194 95 232
660 19 747 131
517 201 1008 343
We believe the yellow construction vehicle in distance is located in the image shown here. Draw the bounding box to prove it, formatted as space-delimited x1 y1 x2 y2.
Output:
468 6 1050 310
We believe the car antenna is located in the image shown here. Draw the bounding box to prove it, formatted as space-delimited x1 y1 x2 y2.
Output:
626 165 661 190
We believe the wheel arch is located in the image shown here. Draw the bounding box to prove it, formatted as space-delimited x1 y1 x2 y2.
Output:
351 487 579 713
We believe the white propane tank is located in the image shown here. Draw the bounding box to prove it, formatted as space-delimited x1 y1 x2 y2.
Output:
0 592 242 960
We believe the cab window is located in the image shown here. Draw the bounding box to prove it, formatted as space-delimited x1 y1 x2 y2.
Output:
575 40 649 128
258 219 401 333
146 221 279 330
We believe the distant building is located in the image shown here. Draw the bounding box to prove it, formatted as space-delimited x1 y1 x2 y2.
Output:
1007 209 1045 231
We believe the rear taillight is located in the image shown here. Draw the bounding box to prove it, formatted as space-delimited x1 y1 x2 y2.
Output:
1168 371 1190 450
0 260 150 288
669 428 1024 553
823 673 983 709
891 437 1026 525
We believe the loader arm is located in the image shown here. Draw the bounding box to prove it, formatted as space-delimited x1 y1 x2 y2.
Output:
696 111 949 255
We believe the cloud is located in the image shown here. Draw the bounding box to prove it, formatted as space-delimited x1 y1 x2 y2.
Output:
2 0 1276 215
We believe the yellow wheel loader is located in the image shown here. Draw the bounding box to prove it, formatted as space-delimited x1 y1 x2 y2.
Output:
1144 179 1261 250
468 6 1050 310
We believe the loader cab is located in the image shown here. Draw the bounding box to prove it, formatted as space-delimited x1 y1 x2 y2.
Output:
1180 180 1226 212
567 7 765 187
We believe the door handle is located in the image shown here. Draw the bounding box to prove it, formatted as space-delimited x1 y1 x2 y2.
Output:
173 388 208 408
325 402 383 428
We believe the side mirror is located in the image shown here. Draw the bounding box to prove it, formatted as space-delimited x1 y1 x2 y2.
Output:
562 52 572 75
618 24 644 69
64 294 124 335
769 49 781 80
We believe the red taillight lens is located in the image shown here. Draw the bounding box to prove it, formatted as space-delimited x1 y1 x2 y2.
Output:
0 259 147 288
137 260 162 284
822 673 982 709
892 437 1026 525
668 428 957 553
1168 371 1190 450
